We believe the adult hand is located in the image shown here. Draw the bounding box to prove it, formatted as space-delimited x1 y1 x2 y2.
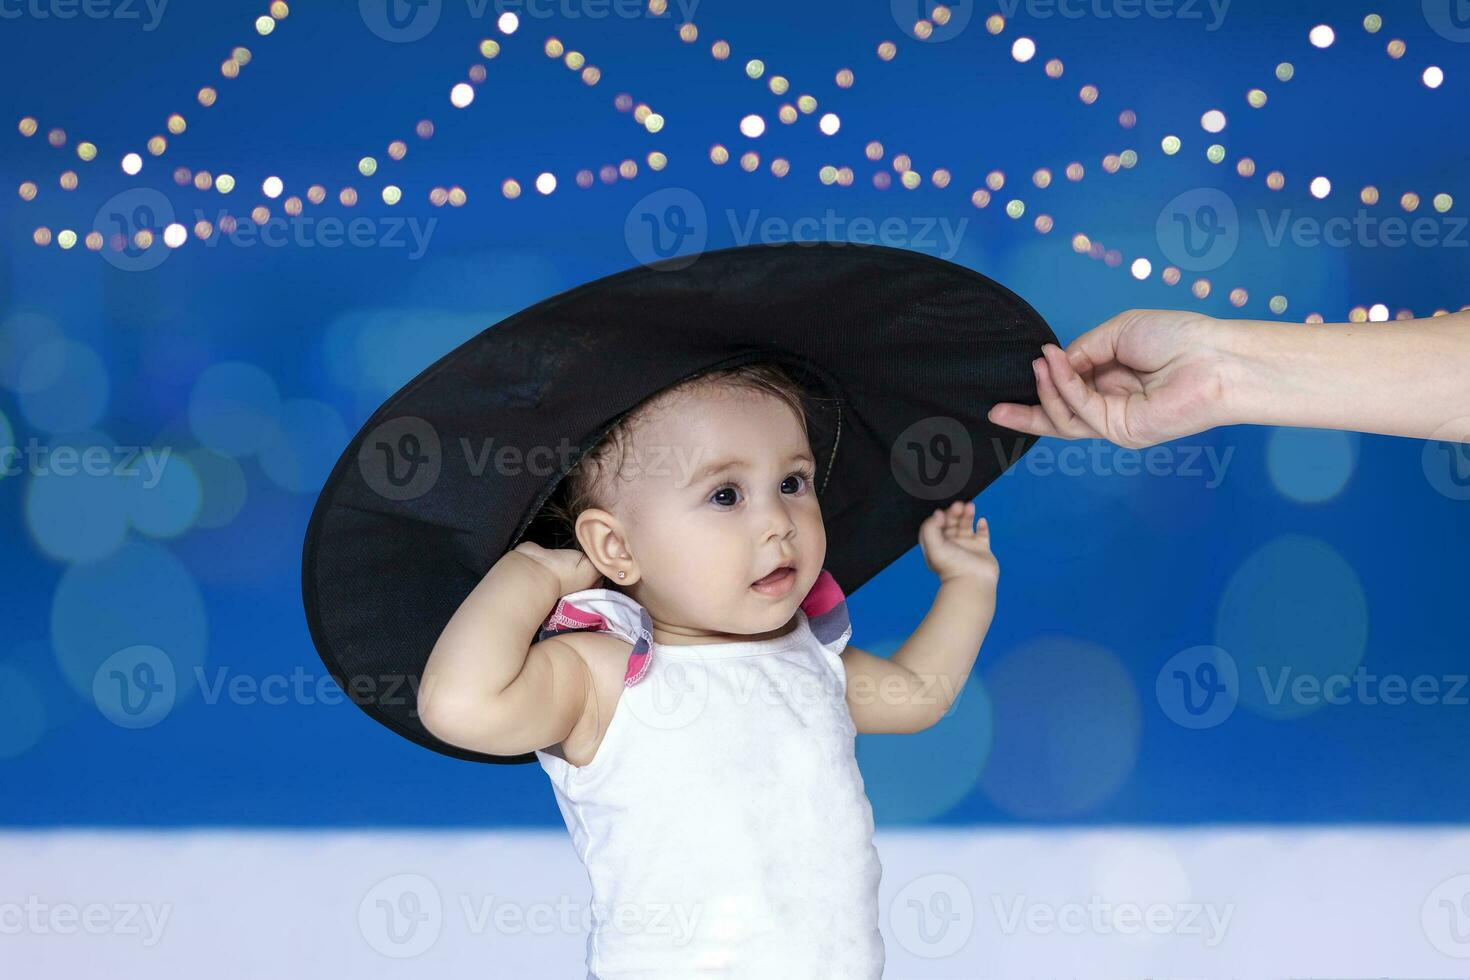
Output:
989 309 1233 449
990 306 1470 446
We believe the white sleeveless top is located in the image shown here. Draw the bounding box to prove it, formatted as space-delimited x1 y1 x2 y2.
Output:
533 569 884 979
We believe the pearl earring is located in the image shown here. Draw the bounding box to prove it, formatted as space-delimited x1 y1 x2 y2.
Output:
617 571 626 579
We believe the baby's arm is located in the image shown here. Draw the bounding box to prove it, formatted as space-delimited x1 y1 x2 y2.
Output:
417 546 598 757
841 501 998 734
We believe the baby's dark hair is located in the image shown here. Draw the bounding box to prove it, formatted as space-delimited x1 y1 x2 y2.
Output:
539 361 813 555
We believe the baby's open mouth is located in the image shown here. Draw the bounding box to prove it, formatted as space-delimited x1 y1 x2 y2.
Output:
750 564 796 595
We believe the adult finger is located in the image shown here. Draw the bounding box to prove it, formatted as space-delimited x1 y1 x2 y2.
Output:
1041 343 1115 439
1063 314 1125 374
987 401 1063 438
1034 355 1099 439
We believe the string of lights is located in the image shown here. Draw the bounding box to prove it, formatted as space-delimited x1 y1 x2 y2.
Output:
11 2 1466 320
847 8 1463 319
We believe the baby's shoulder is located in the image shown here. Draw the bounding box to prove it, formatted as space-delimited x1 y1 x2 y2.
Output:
535 629 634 768
541 628 635 693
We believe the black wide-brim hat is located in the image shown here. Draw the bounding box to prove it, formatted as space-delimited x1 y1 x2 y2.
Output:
302 241 1056 765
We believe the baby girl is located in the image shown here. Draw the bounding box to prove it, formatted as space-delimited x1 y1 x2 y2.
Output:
418 361 999 978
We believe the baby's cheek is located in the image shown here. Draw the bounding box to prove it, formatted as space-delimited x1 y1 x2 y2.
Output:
656 523 722 575
803 512 827 562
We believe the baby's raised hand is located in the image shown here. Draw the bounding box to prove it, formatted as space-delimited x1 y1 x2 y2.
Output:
511 541 605 597
919 501 998 591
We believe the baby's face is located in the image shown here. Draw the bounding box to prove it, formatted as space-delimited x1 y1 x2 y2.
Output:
612 388 826 640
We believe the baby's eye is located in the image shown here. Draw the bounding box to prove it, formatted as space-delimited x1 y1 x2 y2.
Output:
710 470 812 508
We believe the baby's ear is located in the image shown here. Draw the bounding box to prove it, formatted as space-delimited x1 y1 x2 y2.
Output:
573 507 638 584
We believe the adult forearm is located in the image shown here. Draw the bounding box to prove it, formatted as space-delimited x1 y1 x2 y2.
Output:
1217 311 1470 440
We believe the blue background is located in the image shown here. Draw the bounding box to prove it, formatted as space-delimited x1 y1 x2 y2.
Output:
2 0 1467 826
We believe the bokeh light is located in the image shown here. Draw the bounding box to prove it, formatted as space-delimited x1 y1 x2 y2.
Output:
1266 428 1358 503
0 664 47 759
16 339 109 434
187 361 282 458
979 637 1141 818
1215 535 1369 720
856 638 994 823
24 430 132 563
125 449 203 539
51 538 208 708
257 399 349 494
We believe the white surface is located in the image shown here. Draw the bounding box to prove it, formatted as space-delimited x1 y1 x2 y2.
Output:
2 827 1468 977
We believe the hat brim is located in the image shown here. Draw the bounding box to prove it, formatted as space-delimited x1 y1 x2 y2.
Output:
302 241 1056 765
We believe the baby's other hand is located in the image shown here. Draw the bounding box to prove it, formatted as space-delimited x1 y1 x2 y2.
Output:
919 501 998 592
511 541 604 596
